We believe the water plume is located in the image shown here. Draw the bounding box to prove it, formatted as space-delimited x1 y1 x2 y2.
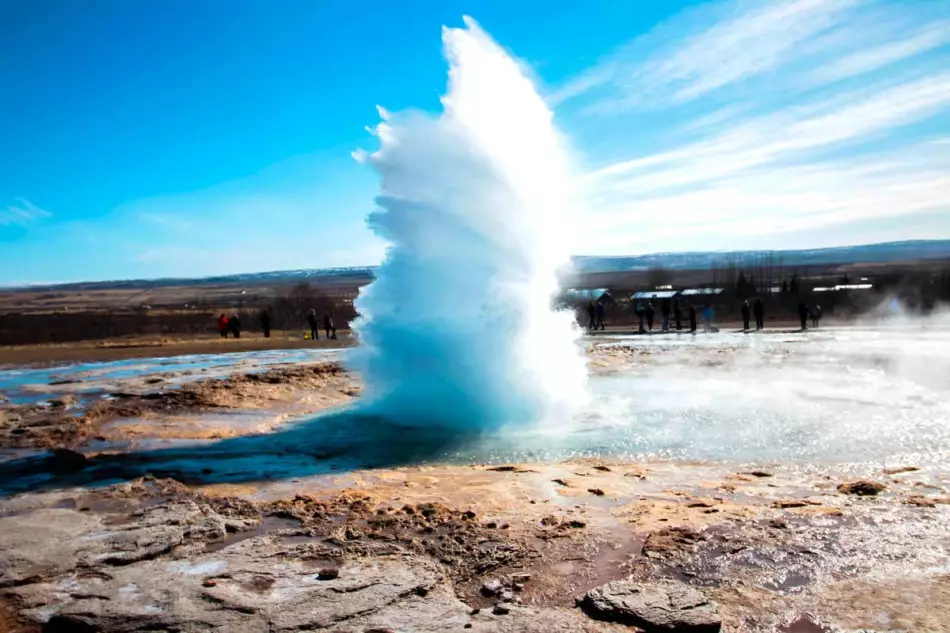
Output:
352 17 587 432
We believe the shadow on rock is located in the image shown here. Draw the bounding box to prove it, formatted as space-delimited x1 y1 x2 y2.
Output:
0 407 479 495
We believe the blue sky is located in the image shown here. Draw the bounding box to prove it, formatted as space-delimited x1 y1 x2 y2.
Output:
2 0 948 284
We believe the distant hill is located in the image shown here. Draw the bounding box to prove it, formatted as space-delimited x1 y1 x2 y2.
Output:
570 240 950 273
4 240 950 292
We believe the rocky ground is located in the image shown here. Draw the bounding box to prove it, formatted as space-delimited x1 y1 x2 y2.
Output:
1 333 949 632
1 460 948 632
0 362 359 452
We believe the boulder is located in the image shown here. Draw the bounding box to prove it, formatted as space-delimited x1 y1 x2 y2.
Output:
837 480 886 496
580 580 720 632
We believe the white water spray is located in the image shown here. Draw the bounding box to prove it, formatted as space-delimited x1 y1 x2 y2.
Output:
352 17 587 432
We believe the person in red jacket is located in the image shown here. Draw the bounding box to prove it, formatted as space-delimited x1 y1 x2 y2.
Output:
217 314 229 338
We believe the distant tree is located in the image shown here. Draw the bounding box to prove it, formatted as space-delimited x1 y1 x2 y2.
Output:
271 282 337 331
647 266 672 289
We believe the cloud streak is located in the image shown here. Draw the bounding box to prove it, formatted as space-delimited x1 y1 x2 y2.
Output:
556 0 950 253
0 198 51 227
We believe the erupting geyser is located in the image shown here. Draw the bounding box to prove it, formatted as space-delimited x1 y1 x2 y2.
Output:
352 17 587 431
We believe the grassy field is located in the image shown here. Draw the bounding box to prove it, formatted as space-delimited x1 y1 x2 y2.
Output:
0 330 355 366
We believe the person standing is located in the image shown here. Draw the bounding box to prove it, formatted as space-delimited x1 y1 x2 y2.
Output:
741 300 751 331
753 298 764 330
673 300 683 331
661 298 671 332
587 301 597 331
229 314 242 339
688 303 697 333
798 302 809 331
307 309 319 341
595 301 606 331
636 301 645 334
217 314 229 338
260 310 271 338
323 313 336 340
646 301 656 332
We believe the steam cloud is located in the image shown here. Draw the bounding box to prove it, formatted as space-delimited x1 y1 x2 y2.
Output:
351 17 588 432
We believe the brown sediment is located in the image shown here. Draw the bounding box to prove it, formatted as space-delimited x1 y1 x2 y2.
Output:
0 462 948 632
0 362 357 450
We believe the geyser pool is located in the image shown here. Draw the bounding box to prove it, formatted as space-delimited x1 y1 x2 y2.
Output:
351 17 587 431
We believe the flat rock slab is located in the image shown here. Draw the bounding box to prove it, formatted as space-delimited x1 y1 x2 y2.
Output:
580 579 721 632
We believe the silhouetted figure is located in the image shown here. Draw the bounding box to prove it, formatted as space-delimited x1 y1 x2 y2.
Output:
688 304 697 333
703 304 714 333
217 314 229 339
260 310 271 338
595 301 606 330
323 314 336 340
741 300 751 331
661 299 671 332
811 304 822 328
229 314 242 339
798 302 809 330
307 310 319 341
753 298 764 330
636 301 645 334
673 300 683 331
646 302 655 332
587 301 597 331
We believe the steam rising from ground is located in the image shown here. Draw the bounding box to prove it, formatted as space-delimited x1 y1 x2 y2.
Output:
352 18 587 431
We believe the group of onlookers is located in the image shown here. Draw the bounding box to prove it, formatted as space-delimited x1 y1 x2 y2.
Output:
216 309 336 340
587 295 824 334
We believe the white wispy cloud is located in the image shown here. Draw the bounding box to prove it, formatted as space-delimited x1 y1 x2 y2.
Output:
556 0 950 253
1 198 52 227
808 20 950 85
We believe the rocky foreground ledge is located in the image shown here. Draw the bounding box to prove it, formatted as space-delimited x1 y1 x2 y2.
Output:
1 462 948 632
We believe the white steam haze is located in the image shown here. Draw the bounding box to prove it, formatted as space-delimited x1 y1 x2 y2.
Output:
352 17 588 431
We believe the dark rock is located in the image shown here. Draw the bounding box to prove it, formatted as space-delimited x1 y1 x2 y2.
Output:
593 466 612 472
741 471 773 478
493 603 510 615
552 479 570 487
837 480 886 496
568 520 586 529
202 579 217 587
587 488 605 496
580 579 721 632
499 590 515 602
883 466 920 475
318 568 340 580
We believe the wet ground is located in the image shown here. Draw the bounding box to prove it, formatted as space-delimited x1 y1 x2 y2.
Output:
0 322 948 631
